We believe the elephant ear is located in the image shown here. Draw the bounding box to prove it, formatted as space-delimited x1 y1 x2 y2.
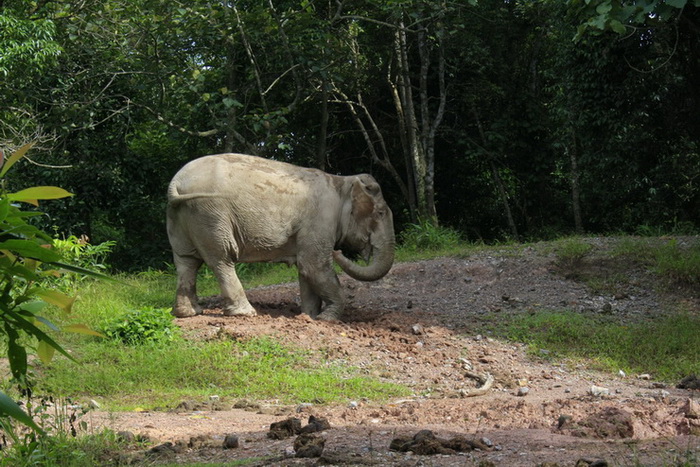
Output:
351 177 381 225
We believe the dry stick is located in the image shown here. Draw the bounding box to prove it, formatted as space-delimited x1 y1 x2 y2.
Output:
461 371 494 397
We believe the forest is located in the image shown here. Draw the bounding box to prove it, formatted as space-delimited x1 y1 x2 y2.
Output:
2 0 699 271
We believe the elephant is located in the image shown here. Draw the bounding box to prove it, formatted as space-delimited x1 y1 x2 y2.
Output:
166 153 395 321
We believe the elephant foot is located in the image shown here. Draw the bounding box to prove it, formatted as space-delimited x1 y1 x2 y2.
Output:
317 310 342 322
222 302 257 317
172 299 202 318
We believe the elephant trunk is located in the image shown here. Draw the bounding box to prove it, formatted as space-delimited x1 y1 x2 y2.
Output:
333 236 395 282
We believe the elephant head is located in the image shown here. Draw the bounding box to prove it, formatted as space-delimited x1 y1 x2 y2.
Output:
334 174 395 281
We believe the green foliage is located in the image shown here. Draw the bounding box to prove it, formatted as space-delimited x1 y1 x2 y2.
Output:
400 219 462 252
553 237 593 270
653 239 700 287
102 306 180 345
500 310 700 381
0 144 102 433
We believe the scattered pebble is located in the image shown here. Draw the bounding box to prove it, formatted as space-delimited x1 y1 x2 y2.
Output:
589 385 610 397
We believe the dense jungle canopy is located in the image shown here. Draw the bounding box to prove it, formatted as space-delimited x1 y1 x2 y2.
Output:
1 0 699 270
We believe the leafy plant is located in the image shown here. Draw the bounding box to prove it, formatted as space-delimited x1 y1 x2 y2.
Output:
102 306 180 345
49 234 116 291
400 219 462 252
0 144 102 432
654 239 700 287
554 237 593 271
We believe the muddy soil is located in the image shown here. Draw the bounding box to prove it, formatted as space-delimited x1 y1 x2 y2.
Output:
90 238 700 466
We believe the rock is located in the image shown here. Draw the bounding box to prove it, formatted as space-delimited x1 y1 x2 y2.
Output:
300 415 331 434
677 374 700 390
411 323 424 335
189 435 219 449
637 373 651 380
684 398 700 419
268 417 302 439
589 385 610 396
557 415 573 429
223 433 239 449
517 387 530 397
88 399 100 409
576 458 609 467
294 433 325 458
147 442 183 458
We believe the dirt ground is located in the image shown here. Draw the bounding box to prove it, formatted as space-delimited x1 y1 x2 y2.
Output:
90 238 700 466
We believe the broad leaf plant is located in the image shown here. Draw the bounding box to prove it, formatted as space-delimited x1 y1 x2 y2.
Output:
0 143 103 433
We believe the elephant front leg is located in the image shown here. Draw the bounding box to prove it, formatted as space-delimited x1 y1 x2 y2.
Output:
298 263 345 321
212 260 257 317
172 255 204 318
299 274 322 319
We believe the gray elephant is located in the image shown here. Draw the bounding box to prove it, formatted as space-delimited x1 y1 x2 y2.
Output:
166 153 395 321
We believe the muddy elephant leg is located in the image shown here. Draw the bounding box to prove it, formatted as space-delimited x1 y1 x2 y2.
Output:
172 254 204 318
210 260 257 317
298 261 345 321
299 274 322 319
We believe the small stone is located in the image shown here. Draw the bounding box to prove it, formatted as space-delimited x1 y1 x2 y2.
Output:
618 370 626 377
209 395 220 403
348 400 359 409
637 373 652 380
589 385 610 396
516 387 529 397
296 403 314 413
685 398 700 419
411 323 424 335
223 433 239 449
557 414 572 429
88 399 100 409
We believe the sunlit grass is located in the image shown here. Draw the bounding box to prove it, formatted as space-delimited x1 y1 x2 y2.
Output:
486 309 700 381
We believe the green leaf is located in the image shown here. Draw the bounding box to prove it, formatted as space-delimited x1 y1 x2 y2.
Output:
0 142 33 177
48 261 121 282
64 323 105 338
37 340 56 364
666 0 687 7
34 289 75 313
0 391 44 434
4 309 75 362
7 186 74 206
0 239 61 262
609 19 627 34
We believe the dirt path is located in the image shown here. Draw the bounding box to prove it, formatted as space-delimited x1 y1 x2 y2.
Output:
91 238 700 466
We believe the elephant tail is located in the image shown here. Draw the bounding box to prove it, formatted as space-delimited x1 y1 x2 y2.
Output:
167 181 224 206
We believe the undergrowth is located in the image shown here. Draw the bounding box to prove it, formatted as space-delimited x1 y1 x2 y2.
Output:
490 310 700 381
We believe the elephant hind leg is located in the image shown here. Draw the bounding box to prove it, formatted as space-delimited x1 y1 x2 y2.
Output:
211 260 257 317
173 254 204 318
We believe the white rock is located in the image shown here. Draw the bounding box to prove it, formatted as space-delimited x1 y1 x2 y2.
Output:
589 385 610 396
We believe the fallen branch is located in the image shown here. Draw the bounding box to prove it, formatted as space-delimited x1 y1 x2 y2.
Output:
459 371 494 397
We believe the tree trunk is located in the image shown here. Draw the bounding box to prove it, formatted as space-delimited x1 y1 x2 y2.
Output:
316 78 329 170
569 126 584 234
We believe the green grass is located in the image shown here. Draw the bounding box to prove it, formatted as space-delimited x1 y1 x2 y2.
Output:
487 309 700 380
38 335 409 411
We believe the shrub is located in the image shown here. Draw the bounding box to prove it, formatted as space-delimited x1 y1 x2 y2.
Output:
102 307 180 345
400 219 462 251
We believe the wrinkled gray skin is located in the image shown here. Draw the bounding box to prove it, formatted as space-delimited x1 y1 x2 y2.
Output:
166 153 395 321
